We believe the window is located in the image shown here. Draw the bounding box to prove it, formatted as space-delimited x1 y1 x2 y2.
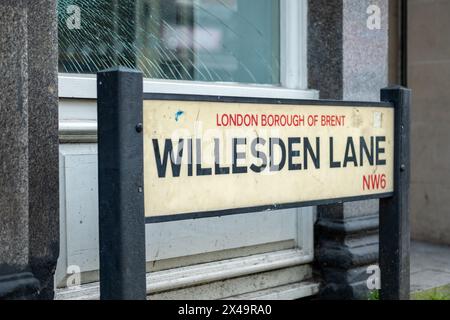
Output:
58 0 280 85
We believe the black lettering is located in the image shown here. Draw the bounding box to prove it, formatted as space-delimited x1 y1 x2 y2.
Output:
343 137 358 167
187 138 193 176
376 136 387 165
304 137 320 169
330 137 341 168
270 138 286 172
250 138 267 173
232 138 247 174
214 139 230 175
196 139 212 176
152 139 184 178
288 138 301 171
360 136 374 166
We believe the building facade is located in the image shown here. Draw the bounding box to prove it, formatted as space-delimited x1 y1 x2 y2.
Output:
1 0 417 300
407 0 450 247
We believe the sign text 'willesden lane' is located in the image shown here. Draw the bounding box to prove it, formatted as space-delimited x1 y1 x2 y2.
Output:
143 100 394 218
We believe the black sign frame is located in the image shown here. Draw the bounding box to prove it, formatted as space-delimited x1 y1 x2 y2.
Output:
97 67 410 301
142 93 395 224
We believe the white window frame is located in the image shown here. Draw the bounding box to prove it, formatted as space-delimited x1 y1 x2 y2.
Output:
57 0 317 289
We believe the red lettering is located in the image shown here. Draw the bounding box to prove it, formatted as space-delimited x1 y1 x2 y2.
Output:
216 114 259 127
321 115 346 127
363 174 387 191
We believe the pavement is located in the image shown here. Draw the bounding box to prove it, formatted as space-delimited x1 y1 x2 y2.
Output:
411 241 450 293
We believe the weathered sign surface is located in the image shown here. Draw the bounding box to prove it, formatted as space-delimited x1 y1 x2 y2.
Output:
143 98 394 220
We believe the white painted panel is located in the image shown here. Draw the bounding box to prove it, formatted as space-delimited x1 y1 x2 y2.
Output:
64 153 99 271
59 99 97 122
145 210 297 262
58 144 99 279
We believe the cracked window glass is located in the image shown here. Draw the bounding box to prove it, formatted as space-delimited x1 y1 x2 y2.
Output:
58 0 280 85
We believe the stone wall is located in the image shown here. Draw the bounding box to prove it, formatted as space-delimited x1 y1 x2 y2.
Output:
0 0 59 299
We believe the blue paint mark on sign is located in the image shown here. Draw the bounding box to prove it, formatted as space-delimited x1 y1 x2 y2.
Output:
175 111 184 122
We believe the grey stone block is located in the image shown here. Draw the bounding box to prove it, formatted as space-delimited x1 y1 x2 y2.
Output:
0 0 58 299
315 213 379 235
27 0 59 300
0 0 30 277
316 233 379 269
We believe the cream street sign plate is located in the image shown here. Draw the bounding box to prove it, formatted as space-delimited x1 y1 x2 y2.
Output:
143 96 394 222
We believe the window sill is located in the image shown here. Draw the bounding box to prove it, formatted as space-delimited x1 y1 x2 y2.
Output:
58 74 318 100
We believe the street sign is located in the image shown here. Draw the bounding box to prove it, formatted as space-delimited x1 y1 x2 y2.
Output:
97 67 410 301
144 98 394 222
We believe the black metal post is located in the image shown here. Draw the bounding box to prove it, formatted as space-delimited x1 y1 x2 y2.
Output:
380 86 411 300
97 67 146 300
